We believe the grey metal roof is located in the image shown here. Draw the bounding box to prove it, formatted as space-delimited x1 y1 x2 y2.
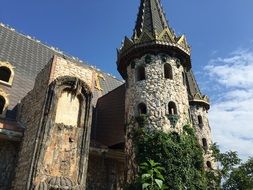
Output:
0 23 123 120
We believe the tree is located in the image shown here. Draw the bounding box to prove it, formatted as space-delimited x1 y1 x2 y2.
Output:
223 158 253 190
210 143 253 190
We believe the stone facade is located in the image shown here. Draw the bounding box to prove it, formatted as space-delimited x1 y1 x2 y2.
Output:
190 105 216 169
12 62 52 190
12 56 95 190
0 141 19 190
124 54 191 182
125 54 190 131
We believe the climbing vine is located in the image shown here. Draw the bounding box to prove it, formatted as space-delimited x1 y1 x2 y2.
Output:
126 124 209 189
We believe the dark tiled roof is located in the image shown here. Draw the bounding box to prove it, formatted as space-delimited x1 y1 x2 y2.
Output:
186 69 202 99
134 0 170 38
93 84 125 147
0 23 123 120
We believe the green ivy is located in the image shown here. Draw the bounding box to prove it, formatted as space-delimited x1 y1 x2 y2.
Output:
127 125 208 189
135 114 148 128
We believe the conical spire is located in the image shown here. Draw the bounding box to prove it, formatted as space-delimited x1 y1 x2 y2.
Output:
133 0 171 39
117 0 191 79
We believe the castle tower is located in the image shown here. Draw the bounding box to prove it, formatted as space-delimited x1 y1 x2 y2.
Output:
187 71 215 169
117 0 214 182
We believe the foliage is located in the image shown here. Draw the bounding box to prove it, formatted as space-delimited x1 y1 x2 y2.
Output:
125 119 253 190
210 143 253 190
135 114 148 128
140 160 167 190
222 157 253 190
128 124 208 190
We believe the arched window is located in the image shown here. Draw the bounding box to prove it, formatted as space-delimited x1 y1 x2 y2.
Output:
164 64 173 79
0 96 5 114
0 66 11 82
136 66 145 81
137 103 147 115
168 101 177 115
198 115 203 124
206 161 212 169
198 115 204 128
202 138 208 149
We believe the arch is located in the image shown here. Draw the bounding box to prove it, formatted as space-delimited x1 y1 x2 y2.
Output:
168 101 177 115
164 63 173 79
0 67 11 82
137 103 147 115
0 96 5 114
202 138 208 149
0 61 15 86
206 161 212 169
0 89 9 118
49 76 92 128
198 115 204 128
136 66 146 81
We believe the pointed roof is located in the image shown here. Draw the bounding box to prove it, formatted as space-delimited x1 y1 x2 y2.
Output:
117 0 191 79
186 70 210 109
133 0 171 39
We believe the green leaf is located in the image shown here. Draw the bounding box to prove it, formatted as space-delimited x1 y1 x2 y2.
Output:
142 183 150 189
142 173 151 179
155 179 163 188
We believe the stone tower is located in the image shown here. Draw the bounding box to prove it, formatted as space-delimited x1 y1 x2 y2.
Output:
117 0 214 182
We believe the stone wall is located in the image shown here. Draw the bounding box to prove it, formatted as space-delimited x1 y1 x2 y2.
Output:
0 140 19 190
12 62 52 190
49 56 94 93
12 55 96 189
87 153 125 190
190 105 216 169
125 54 190 132
125 54 191 182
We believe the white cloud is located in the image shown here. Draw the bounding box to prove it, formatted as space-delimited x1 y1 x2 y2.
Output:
204 49 253 160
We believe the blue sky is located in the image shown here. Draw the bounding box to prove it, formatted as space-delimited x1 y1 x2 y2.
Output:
1 0 253 159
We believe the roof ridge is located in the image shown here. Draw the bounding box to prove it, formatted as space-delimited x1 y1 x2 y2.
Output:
0 22 123 82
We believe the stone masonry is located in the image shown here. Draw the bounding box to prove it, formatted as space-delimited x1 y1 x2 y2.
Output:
126 54 190 131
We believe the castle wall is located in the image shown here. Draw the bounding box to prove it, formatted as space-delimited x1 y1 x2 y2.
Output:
125 54 191 182
190 105 216 169
12 62 52 190
0 141 20 190
12 55 96 189
125 54 190 131
49 56 94 89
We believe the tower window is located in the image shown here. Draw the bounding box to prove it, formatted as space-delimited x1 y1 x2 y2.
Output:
182 72 186 85
168 101 177 115
164 63 173 79
0 66 11 83
136 66 146 81
198 115 204 128
0 96 6 115
202 138 208 149
206 161 212 169
137 103 147 115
